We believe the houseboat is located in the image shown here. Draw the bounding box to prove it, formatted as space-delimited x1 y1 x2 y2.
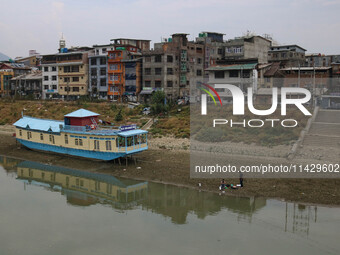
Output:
13 109 148 161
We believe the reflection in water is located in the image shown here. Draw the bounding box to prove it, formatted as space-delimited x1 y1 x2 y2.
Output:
0 156 266 224
0 156 339 255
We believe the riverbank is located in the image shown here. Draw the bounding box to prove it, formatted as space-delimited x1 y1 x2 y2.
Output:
0 132 339 206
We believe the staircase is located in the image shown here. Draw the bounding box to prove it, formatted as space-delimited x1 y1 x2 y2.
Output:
303 110 340 148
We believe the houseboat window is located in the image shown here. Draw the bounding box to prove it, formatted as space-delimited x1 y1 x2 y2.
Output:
95 181 100 191
49 135 52 142
80 180 84 187
94 140 100 150
105 141 112 151
41 172 45 179
19 130 22 136
107 184 112 194
65 134 68 144
40 133 44 141
79 139 83 146
117 137 125 147
134 135 139 145
75 138 78 146
141 134 146 143
27 132 30 140
76 179 79 186
127 137 133 147
52 136 55 144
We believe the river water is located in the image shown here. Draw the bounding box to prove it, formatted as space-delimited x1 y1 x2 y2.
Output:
0 156 339 255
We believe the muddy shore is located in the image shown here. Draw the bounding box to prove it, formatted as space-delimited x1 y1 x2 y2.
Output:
0 132 339 206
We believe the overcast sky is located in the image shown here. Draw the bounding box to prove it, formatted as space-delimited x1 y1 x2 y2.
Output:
0 0 339 58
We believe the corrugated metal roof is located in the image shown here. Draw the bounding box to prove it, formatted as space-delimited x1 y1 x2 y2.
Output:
65 109 100 118
13 116 64 132
118 129 148 137
205 63 257 71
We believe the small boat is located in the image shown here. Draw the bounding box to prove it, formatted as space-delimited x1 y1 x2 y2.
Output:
13 109 148 161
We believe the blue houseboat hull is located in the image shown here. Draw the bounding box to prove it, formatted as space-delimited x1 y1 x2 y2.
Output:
17 138 147 161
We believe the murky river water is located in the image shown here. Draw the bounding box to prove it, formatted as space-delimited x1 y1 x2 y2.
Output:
0 156 339 255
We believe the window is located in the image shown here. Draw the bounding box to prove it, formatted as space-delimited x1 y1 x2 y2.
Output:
218 48 223 55
102 48 106 54
167 80 173 87
44 85 49 90
196 47 203 53
64 66 70 73
65 134 68 144
100 57 106 65
49 135 55 144
106 141 112 151
127 137 133 147
52 66 57 72
167 68 173 75
44 76 49 81
27 131 32 140
100 68 106 76
155 80 161 88
79 139 83 146
75 138 78 146
196 70 202 76
91 58 96 65
72 77 79 82
145 80 151 87
145 68 151 75
242 70 250 78
167 55 173 62
44 67 49 72
229 70 238 77
72 87 79 92
19 130 22 136
52 85 57 90
91 68 97 76
155 55 162 62
64 77 70 82
94 140 100 150
197 58 202 64
100 78 106 87
40 133 44 141
145 56 151 62
155 68 162 75
215 71 225 79
110 64 118 70
52 76 57 81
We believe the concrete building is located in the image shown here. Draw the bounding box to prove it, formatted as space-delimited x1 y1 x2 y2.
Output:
268 45 306 67
89 44 115 100
205 59 258 104
57 49 91 100
305 54 340 67
41 54 59 99
195 32 225 69
224 35 271 64
10 71 42 99
0 63 31 97
141 33 204 101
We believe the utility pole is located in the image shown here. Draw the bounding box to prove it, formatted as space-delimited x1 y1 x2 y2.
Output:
313 63 316 107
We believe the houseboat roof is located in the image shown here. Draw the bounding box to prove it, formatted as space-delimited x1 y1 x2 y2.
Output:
117 129 148 137
13 116 64 132
64 109 100 118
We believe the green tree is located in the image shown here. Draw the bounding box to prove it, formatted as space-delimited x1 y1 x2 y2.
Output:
151 91 168 115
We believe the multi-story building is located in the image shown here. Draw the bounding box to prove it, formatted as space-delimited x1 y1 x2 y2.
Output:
89 44 115 100
57 48 91 100
41 54 59 99
10 70 42 99
224 35 271 64
205 59 258 104
141 33 204 101
195 32 225 69
268 45 306 67
15 50 42 68
107 38 149 101
305 54 340 67
0 62 30 97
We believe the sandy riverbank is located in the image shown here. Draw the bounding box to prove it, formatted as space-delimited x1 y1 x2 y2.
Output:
0 131 339 206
